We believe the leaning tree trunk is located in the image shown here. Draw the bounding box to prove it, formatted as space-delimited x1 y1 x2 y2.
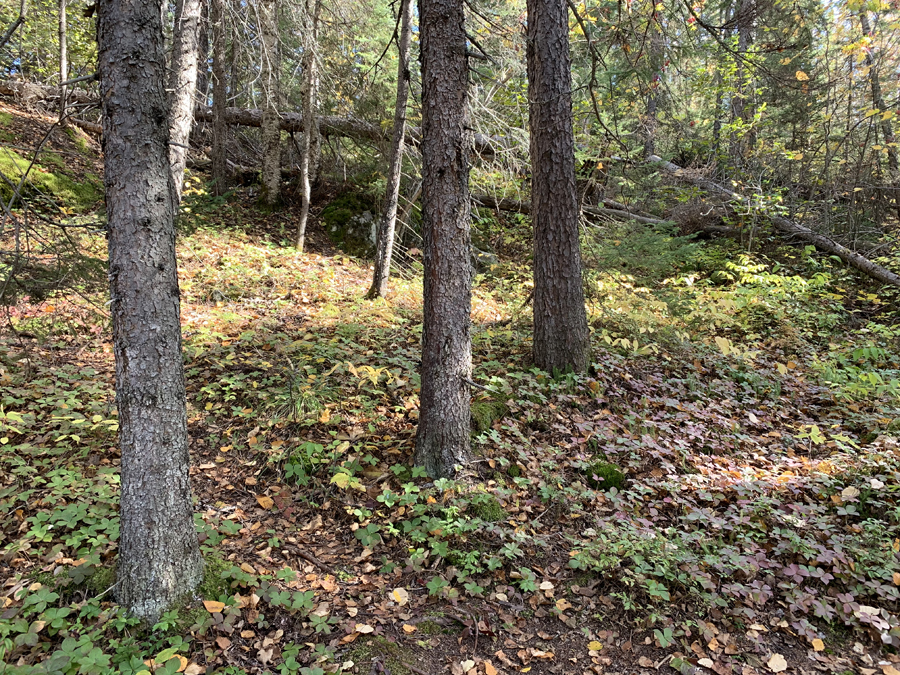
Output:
168 0 203 203
527 0 590 373
58 0 66 122
259 0 281 207
295 0 322 251
414 0 472 479
210 0 228 195
0 0 27 51
97 0 203 622
367 0 413 298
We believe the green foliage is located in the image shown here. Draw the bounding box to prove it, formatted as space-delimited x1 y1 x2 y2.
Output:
583 461 625 491
0 149 102 211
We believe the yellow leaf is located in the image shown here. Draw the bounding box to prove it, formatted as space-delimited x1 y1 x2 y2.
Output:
484 662 498 675
402 624 417 634
892 572 900 585
256 495 274 509
795 70 809 81
588 641 603 651
767 653 788 673
812 638 824 652
330 473 351 489
203 600 225 613
391 588 409 606
866 108 881 118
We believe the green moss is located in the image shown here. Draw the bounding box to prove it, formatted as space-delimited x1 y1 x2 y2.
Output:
469 493 506 522
321 192 378 257
0 149 101 211
346 636 415 675
507 463 522 478
416 619 444 636
584 461 626 491
197 553 231 600
471 399 509 434
0 111 12 126
64 126 92 155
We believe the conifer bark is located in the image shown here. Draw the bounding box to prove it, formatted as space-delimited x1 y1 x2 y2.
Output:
168 0 203 203
368 0 413 297
58 0 66 122
527 0 590 373
97 0 203 622
259 0 281 207
414 0 472 479
210 0 228 195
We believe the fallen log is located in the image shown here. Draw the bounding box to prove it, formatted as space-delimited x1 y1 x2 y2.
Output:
649 155 900 288
472 193 672 226
0 79 96 106
193 106 502 157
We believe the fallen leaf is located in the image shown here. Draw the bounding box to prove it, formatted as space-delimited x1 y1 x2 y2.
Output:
240 630 255 638
184 664 204 675
812 638 824 652
639 656 654 667
245 476 257 486
841 486 860 500
173 655 188 672
484 661 498 675
355 623 375 634
883 666 900 675
215 636 231 651
203 600 225 613
402 624 417 633
391 587 409 606
240 562 256 574
699 658 715 668
460 660 475 672
256 495 274 509
587 641 603 652
539 581 554 591
767 653 788 673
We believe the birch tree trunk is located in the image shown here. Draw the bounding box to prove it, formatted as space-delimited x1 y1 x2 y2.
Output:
58 0 66 123
168 0 203 203
211 0 228 195
414 0 472 479
527 0 590 373
295 0 322 251
97 0 203 623
259 0 282 207
367 0 413 297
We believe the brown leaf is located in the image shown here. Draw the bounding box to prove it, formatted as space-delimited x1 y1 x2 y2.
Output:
203 600 225 613
184 664 204 675
215 636 231 651
256 495 274 510
767 653 788 673
639 656 654 667
484 661 498 675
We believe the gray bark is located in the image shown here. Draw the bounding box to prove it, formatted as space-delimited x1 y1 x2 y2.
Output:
527 0 590 373
97 0 203 622
295 0 322 251
210 0 228 195
729 0 753 167
368 0 413 298
414 0 472 479
650 155 900 288
58 0 67 122
0 0 27 51
168 0 203 203
259 0 281 207
196 0 209 105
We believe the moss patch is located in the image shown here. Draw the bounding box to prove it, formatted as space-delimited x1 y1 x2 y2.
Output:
197 553 232 600
0 149 101 211
469 493 506 522
321 192 378 257
584 461 626 491
346 635 415 675
471 399 509 434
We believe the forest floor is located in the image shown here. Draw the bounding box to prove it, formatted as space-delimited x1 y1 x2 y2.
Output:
3 100 900 675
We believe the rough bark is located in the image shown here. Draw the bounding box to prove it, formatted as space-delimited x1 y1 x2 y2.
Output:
58 0 67 122
210 0 228 195
650 155 900 288
414 0 472 479
97 0 203 622
527 0 590 373
192 106 501 156
729 0 754 167
0 0 27 51
295 0 322 251
367 0 413 298
168 0 203 203
643 8 663 158
259 0 281 207
196 0 209 105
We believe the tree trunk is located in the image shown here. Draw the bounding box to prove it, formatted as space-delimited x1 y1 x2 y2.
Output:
860 12 900 181
259 0 281 207
210 0 228 195
367 0 413 298
168 0 203 203
58 0 67 123
527 0 590 373
196 0 209 105
643 7 663 158
97 0 203 622
414 0 472 479
729 0 753 169
650 155 900 288
295 0 322 251
0 0 27 51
